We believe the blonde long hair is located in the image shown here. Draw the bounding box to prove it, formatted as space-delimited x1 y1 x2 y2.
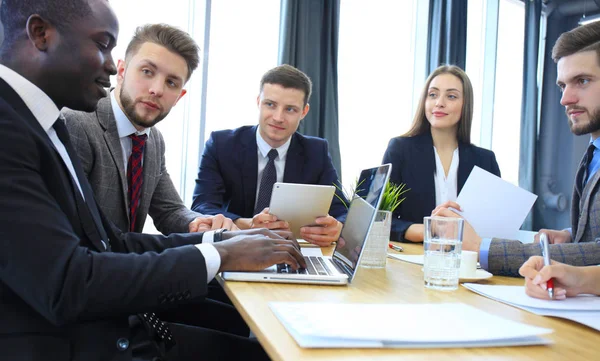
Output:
403 65 473 144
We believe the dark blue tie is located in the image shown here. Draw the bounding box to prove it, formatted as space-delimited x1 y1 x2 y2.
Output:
578 143 596 193
254 149 278 214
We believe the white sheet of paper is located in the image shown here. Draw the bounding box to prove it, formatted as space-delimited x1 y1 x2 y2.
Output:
515 230 537 244
301 247 324 257
269 302 552 348
464 284 600 331
455 167 538 239
387 253 424 265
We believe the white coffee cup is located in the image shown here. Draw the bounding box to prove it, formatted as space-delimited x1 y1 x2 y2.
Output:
459 251 478 278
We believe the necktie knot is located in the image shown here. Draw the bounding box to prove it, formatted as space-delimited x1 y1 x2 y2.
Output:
267 148 278 162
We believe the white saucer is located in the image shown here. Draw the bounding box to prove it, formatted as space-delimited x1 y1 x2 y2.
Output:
459 269 493 282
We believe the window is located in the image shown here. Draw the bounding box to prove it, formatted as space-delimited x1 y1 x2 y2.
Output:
466 0 525 186
491 0 525 186
338 0 427 187
203 0 280 135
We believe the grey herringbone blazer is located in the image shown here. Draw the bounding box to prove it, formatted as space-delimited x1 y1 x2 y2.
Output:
487 152 600 276
61 95 201 234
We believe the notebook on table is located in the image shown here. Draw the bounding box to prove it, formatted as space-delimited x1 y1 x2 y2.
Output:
221 163 391 285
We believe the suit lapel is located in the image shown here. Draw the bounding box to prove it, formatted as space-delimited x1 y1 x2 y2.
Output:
414 134 436 211
574 168 600 242
572 152 588 241
241 127 259 214
457 143 472 194
0 79 107 252
283 133 304 183
97 96 130 222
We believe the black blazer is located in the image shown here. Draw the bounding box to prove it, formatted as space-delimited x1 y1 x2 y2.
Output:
382 133 501 242
191 125 347 222
0 78 209 361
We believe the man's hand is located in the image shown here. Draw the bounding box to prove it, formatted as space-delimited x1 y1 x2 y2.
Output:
431 206 482 253
534 229 571 244
249 208 290 231
519 256 586 300
300 215 342 247
214 230 306 272
188 214 238 233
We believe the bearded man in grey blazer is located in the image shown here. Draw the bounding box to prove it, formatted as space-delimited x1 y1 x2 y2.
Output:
433 21 600 277
62 24 235 235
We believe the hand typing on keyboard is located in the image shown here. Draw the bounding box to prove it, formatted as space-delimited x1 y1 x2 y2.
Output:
214 229 307 271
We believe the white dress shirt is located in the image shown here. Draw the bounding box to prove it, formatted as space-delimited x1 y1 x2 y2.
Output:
0 64 220 282
433 146 459 206
255 129 291 205
109 90 151 173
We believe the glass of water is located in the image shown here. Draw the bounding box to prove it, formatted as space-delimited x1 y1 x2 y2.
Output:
423 216 464 291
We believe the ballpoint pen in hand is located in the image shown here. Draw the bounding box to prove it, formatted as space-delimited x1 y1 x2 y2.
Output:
539 233 555 299
388 243 403 252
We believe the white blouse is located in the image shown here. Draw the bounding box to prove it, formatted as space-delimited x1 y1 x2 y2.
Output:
433 147 459 206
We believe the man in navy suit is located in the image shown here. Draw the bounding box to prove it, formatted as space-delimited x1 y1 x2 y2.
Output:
192 65 347 246
0 0 304 360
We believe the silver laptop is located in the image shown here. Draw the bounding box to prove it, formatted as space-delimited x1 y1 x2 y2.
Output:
221 163 392 285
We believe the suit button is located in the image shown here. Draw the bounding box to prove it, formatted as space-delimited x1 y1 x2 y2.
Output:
116 338 129 351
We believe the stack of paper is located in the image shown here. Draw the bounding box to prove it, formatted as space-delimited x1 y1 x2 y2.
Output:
269 302 552 348
464 283 600 331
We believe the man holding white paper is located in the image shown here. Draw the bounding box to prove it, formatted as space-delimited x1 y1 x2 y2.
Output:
433 21 600 277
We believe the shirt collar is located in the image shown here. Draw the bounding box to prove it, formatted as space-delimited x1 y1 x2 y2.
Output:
110 90 151 138
255 128 291 160
0 64 60 131
590 136 600 149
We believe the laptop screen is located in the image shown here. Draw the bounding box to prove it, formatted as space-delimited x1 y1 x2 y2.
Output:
332 164 391 280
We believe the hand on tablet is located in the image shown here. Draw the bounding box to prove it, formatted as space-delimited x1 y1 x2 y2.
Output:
300 215 342 247
250 208 290 231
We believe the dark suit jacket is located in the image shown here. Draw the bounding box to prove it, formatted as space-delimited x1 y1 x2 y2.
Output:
0 79 208 360
62 96 201 234
382 133 501 241
191 125 347 222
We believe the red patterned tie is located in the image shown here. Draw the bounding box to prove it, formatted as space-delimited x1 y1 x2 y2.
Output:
127 134 148 232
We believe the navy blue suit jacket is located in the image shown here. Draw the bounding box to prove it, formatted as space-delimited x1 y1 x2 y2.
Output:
191 126 347 221
382 133 501 242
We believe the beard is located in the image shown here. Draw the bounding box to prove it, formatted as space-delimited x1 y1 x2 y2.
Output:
119 82 169 129
568 105 600 135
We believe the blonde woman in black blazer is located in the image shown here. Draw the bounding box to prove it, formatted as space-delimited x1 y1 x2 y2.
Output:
383 65 501 242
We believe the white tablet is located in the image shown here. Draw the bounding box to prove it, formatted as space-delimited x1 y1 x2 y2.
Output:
268 182 336 238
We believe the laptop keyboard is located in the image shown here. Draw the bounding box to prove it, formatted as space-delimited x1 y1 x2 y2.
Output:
277 256 333 276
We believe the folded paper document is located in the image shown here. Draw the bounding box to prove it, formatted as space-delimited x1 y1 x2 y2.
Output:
270 302 552 348
464 283 600 331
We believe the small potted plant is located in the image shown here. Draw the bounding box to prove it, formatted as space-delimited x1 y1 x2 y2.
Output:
360 181 408 268
335 180 409 268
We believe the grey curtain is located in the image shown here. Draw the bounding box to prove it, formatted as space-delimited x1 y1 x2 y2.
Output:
278 0 342 174
520 0 542 230
427 0 468 73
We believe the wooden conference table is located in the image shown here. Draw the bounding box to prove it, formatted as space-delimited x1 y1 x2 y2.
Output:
217 242 600 360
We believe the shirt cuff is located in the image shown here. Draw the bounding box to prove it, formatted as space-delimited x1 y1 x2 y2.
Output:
195 243 221 282
202 230 216 244
564 227 572 237
479 237 493 271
